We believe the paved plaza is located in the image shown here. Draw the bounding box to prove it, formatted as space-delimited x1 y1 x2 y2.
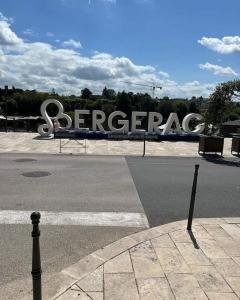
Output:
0 132 233 156
0 133 239 299
20 218 240 300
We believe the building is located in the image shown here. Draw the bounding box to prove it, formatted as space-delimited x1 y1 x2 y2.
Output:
220 120 240 136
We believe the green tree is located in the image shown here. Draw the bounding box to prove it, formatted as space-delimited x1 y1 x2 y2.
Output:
189 101 198 113
102 87 116 100
159 99 173 121
102 102 115 115
174 101 188 121
205 80 240 132
116 91 132 117
81 88 92 99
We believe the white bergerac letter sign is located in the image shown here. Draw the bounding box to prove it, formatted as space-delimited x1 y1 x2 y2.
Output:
38 99 72 137
108 111 129 133
162 112 181 135
148 112 163 134
75 110 90 130
131 111 147 133
182 113 204 134
93 110 106 132
38 99 205 137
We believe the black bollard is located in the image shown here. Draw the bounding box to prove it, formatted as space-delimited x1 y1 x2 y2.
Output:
31 212 42 300
4 85 8 133
187 164 199 231
142 132 146 157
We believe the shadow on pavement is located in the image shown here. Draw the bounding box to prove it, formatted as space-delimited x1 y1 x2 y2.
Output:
33 135 54 140
201 155 240 167
187 230 200 249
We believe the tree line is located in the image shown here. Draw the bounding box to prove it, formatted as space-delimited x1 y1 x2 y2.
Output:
0 86 206 122
0 82 240 127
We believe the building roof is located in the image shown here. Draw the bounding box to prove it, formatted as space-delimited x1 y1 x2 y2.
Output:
222 120 240 126
0 115 42 120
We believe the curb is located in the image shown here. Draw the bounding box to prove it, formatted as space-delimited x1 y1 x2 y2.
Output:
51 217 239 300
20 217 240 299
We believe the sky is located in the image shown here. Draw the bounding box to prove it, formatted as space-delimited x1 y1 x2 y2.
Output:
0 0 239 98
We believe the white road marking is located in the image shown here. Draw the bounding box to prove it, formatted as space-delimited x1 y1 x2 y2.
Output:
0 210 149 228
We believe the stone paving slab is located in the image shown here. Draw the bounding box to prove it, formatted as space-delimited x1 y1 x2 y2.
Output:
35 217 240 300
0 132 233 157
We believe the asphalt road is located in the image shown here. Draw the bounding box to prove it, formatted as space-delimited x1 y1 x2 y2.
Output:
0 153 239 299
127 156 240 227
0 154 144 299
0 154 144 213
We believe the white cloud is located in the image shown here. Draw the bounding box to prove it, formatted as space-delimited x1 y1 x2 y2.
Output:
0 12 14 24
62 39 82 49
23 28 37 37
99 0 116 3
198 36 240 54
0 12 9 22
88 0 117 5
158 71 169 78
0 12 217 98
71 54 154 81
156 80 214 98
199 62 238 76
134 0 153 3
46 32 54 37
184 81 200 86
0 19 22 46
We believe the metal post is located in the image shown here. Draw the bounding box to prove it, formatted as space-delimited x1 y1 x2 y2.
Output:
143 131 146 157
31 212 42 300
187 164 199 231
4 85 8 132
